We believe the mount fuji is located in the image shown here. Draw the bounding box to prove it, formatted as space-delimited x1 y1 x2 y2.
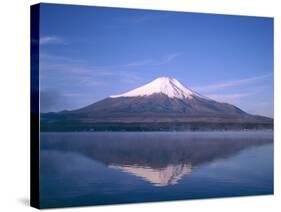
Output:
41 77 273 131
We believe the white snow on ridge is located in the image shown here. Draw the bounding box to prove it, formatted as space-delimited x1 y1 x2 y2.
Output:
110 77 205 100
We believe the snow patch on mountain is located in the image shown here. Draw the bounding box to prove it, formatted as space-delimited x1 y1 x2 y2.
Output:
110 77 206 100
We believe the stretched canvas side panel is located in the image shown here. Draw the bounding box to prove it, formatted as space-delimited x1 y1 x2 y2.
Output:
30 4 40 209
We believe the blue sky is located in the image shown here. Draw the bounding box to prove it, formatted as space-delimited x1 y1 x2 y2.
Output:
39 3 274 117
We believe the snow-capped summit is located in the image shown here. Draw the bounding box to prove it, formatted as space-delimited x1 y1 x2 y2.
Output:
110 76 204 99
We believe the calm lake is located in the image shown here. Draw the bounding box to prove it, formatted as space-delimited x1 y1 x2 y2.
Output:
40 131 273 208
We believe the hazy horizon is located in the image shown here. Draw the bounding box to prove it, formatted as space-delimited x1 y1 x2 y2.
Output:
39 4 273 118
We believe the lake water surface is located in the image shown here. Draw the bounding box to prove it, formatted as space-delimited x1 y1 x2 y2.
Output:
40 131 273 208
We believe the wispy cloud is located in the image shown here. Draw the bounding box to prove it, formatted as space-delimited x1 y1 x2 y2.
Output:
124 59 153 67
195 73 272 92
43 50 180 70
123 52 182 67
40 53 84 63
40 51 182 90
40 56 142 87
207 93 250 103
155 53 182 65
40 36 64 45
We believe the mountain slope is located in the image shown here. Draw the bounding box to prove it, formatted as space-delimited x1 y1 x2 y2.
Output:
41 77 273 131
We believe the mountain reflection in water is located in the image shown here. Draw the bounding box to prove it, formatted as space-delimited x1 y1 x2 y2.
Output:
41 131 273 187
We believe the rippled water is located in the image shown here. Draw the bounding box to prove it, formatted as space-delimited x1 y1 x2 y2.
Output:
40 131 273 208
